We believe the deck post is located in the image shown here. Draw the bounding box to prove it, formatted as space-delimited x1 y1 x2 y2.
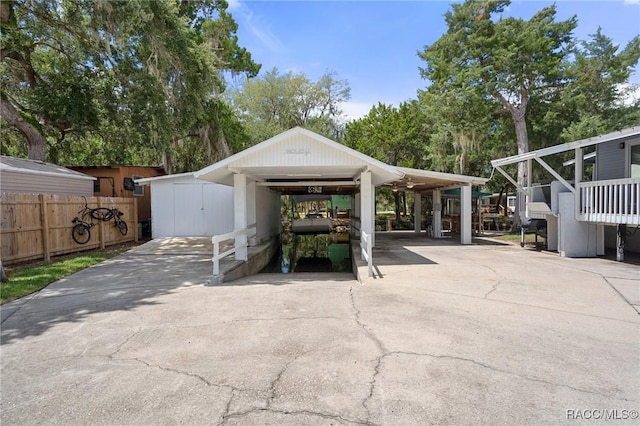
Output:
414 192 421 233
432 189 442 238
575 148 583 220
360 170 374 248
234 173 248 260
617 224 625 262
460 184 472 244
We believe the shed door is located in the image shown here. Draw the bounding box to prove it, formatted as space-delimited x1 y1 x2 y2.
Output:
173 184 205 236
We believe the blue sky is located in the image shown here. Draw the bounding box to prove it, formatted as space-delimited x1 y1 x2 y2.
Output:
227 0 640 119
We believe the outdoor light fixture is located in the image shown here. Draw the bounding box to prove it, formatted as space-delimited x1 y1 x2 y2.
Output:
406 179 415 189
619 142 626 149
392 183 398 192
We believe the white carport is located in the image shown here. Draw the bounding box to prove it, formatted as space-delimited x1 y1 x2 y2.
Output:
139 127 490 276
391 167 489 245
193 127 402 261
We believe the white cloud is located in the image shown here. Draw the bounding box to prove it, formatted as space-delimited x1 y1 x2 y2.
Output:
624 0 639 5
226 0 286 54
340 101 373 121
227 0 241 10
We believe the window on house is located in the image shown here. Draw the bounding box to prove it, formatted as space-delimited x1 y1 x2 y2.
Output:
631 143 640 178
93 179 100 193
132 175 144 196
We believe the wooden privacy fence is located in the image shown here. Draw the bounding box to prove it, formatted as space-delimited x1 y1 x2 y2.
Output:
1 194 138 265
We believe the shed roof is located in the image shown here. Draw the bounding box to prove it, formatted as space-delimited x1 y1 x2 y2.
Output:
135 172 195 185
0 156 95 181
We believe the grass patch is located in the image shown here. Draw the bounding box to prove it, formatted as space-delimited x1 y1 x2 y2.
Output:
1 245 131 304
492 233 523 242
491 233 539 244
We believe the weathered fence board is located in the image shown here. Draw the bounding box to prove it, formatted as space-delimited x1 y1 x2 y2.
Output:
0 193 137 265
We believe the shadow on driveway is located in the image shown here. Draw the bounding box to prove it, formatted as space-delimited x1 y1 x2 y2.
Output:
1 252 213 345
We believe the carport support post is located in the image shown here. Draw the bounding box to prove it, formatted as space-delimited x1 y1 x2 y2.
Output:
247 181 257 246
460 184 472 245
414 192 421 233
234 173 248 261
360 170 374 247
432 189 442 238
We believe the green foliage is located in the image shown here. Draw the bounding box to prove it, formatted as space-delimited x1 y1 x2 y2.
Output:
344 101 429 168
229 67 350 144
417 0 639 190
418 0 577 186
1 0 259 169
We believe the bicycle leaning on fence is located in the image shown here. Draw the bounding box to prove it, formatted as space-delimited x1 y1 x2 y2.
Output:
71 197 128 244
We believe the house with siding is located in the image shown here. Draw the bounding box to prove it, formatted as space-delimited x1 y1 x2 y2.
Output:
0 156 95 196
491 127 640 259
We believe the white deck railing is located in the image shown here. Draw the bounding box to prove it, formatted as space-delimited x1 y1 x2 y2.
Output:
212 224 257 276
360 229 373 277
578 178 640 225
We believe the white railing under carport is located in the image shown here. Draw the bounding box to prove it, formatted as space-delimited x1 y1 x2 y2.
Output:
578 178 640 225
360 229 373 277
212 223 257 276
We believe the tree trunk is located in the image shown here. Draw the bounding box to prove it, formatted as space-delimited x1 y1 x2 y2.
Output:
0 97 47 160
514 114 529 186
163 151 173 175
394 192 401 222
402 191 407 216
495 186 505 215
513 111 529 229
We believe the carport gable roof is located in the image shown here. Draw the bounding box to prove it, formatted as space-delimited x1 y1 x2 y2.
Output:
193 127 403 186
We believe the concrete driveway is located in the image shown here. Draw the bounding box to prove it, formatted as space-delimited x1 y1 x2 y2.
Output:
1 236 639 425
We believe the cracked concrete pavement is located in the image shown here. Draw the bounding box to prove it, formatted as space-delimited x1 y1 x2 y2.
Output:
1 234 639 425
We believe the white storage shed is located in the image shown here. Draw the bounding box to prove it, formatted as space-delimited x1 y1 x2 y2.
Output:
136 173 234 238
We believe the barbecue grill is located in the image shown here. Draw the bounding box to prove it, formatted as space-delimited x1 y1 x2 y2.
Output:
521 219 547 250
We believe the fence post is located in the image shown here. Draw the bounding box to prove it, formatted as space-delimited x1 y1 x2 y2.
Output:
39 194 50 262
133 197 138 242
97 197 106 249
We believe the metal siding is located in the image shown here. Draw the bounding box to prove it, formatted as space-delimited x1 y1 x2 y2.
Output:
150 180 176 238
174 184 205 236
232 134 361 168
255 186 279 243
0 171 93 196
596 140 626 180
149 176 233 238
203 184 233 235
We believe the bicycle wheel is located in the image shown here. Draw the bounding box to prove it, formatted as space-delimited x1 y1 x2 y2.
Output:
90 208 114 221
72 224 91 244
117 220 128 236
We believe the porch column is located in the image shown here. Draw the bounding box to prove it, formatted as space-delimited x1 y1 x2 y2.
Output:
414 192 422 233
233 173 248 260
574 148 583 220
460 184 472 245
360 170 374 247
432 189 442 238
247 181 257 246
